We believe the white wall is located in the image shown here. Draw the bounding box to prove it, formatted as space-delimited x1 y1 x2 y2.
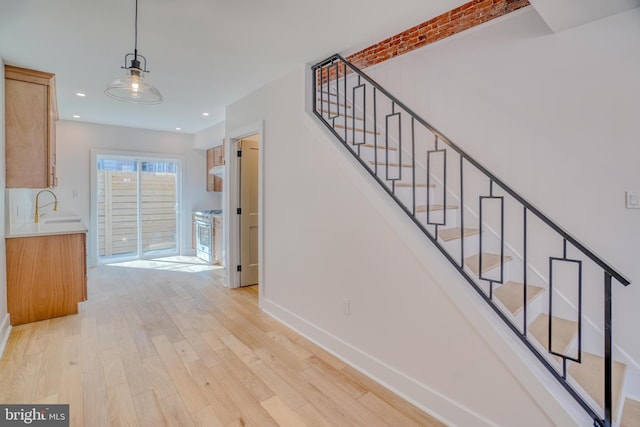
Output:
53 120 220 264
363 6 640 365
194 120 225 150
224 6 640 424
225 64 563 424
0 58 10 356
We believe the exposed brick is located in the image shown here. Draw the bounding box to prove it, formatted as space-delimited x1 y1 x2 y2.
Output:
506 0 530 12
346 0 530 69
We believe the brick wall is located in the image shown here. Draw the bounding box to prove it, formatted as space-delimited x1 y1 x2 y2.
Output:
347 0 530 69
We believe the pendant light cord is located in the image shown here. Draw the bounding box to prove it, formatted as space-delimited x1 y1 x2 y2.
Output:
134 0 138 58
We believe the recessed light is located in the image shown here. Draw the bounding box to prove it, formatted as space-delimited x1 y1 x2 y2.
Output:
76 92 86 97
175 127 181 131
72 115 81 118
202 112 209 116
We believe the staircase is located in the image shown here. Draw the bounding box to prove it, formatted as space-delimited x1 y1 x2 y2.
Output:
312 54 636 427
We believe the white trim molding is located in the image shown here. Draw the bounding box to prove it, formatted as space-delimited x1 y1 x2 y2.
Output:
0 314 11 361
223 121 265 294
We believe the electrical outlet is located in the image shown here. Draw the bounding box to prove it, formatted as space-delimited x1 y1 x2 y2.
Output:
342 298 350 315
626 191 640 209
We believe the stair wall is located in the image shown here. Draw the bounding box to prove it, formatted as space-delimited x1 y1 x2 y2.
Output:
226 65 579 426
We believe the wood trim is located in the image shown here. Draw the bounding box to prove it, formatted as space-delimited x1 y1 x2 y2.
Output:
4 65 54 85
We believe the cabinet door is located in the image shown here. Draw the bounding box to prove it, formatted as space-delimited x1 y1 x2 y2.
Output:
213 175 223 192
212 145 225 166
5 78 49 188
7 233 86 326
5 66 57 189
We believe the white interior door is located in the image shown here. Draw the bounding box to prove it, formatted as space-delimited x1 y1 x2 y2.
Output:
239 139 259 286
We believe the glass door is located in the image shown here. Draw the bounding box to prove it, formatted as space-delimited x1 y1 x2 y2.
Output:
141 160 178 256
97 156 179 262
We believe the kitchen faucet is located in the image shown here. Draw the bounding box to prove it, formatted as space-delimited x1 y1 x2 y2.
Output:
35 190 58 223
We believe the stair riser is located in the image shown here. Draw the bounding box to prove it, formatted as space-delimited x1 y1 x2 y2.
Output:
505 292 544 328
331 115 366 126
325 113 400 149
317 105 351 117
348 144 398 163
440 234 480 257
393 186 434 207
473 263 513 287
415 210 458 229
341 130 382 146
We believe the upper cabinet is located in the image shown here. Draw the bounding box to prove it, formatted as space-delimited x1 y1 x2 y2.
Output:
206 142 224 192
5 65 58 188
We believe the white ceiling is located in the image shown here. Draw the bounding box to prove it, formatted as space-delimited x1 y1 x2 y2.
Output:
0 0 469 134
529 0 640 32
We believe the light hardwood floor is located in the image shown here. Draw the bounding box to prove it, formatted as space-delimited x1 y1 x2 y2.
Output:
0 258 445 427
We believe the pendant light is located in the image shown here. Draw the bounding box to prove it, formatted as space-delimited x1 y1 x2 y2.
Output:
104 0 162 104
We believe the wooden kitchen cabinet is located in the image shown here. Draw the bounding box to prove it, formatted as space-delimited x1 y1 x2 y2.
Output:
7 232 87 326
5 65 58 188
206 142 224 192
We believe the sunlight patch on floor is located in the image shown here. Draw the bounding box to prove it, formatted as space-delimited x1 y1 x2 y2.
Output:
106 256 222 273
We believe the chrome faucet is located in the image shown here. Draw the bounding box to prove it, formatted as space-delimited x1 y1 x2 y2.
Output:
35 190 58 223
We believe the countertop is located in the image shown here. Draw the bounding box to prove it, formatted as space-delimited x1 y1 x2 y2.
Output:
6 221 88 238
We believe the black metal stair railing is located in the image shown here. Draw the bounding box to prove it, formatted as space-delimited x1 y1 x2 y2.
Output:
311 54 631 427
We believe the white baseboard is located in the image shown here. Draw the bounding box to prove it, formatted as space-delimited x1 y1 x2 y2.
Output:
0 313 11 361
261 297 493 427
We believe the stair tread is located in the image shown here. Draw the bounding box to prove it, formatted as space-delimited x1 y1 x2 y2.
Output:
316 99 351 108
394 183 435 188
567 352 626 421
415 204 459 213
493 281 544 315
464 253 513 275
438 228 480 242
622 398 640 427
320 109 363 121
529 313 578 356
350 143 397 151
369 161 413 168
335 124 380 135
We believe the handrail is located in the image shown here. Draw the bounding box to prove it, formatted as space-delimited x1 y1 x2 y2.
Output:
311 53 631 427
316 54 630 286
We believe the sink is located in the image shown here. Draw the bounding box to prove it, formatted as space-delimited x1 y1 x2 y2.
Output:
40 215 82 224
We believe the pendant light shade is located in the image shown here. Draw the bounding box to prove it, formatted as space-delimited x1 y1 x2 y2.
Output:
104 0 162 105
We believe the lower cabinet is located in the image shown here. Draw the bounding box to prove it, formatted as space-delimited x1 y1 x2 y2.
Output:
7 232 87 326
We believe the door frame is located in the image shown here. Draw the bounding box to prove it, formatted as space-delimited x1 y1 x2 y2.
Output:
224 121 264 294
90 149 185 267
